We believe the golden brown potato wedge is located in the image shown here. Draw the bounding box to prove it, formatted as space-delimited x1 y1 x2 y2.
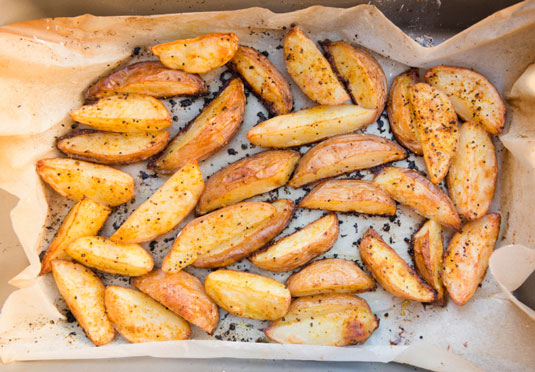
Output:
149 78 245 174
265 294 378 346
111 161 204 244
284 27 349 105
204 269 291 320
51 260 115 346
249 213 339 272
227 45 293 115
443 213 500 306
289 134 406 188
425 65 506 134
132 269 219 334
360 228 436 302
36 158 134 206
196 150 300 215
447 121 497 220
373 167 461 230
299 179 396 216
104 286 191 343
152 33 239 73
247 104 376 148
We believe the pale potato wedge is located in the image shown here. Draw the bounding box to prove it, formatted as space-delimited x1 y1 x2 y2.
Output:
247 104 376 148
40 197 110 275
289 134 406 188
193 199 295 268
284 27 349 105
57 130 170 165
299 179 396 216
425 65 506 134
104 286 191 343
204 269 291 320
196 150 300 215
162 201 276 272
84 61 207 100
286 258 376 297
36 158 134 206
132 269 219 334
227 45 293 115
373 167 461 230
249 213 339 272
111 161 204 244
443 213 501 306
265 294 378 346
51 260 115 346
66 236 153 276
411 82 459 184
360 228 436 302
152 33 239 73
447 121 497 220
150 78 245 174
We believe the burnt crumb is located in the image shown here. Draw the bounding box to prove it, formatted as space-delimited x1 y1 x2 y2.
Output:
172 115 178 122
256 111 268 123
353 222 359 234
249 143 256 149
149 241 157 252
376 116 386 134
139 170 158 180
65 310 76 323
276 44 283 50
112 220 122 231
180 98 193 108
228 323 236 331
132 46 141 56
389 237 394 244
260 50 269 57
256 337 269 343
215 335 222 340
340 234 347 238
384 312 389 318
45 225 54 230
354 238 362 247
241 143 248 150
382 223 391 232
333 253 338 258
71 124 78 130
169 99 177 107
219 70 234 84
227 148 238 156
164 237 174 243
39 250 47 261
404 237 411 244
68 332 77 337
302 186 311 193
406 159 417 170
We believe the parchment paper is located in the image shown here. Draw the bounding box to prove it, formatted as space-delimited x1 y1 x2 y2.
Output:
0 2 534 371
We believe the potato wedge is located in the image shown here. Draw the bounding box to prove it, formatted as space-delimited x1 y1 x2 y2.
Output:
70 94 172 133
204 269 291 320
111 161 204 244
66 236 153 276
196 150 300 215
193 199 295 268
443 213 501 306
360 228 436 302
289 134 406 188
425 65 506 134
149 78 245 174
57 130 170 165
247 104 376 148
104 286 191 343
132 269 219 334
447 121 497 220
284 27 349 105
299 179 396 216
265 294 379 346
373 167 461 230
152 33 239 73
227 45 293 115
51 260 115 346
84 61 207 100
249 213 339 272
36 158 134 206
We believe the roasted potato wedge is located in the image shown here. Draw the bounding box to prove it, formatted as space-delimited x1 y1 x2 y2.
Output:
204 269 291 320
51 260 115 346
150 78 245 174
227 45 293 115
373 167 461 230
132 269 219 334
70 94 172 133
265 294 379 346
36 158 134 206
111 161 204 244
249 213 339 272
196 150 300 215
299 179 396 216
247 104 376 148
425 65 506 134
152 33 239 73
104 286 191 343
443 213 501 306
289 134 406 188
360 228 436 302
447 121 497 220
284 27 349 105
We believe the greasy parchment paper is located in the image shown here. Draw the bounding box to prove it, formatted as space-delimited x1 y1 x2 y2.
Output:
0 2 534 371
